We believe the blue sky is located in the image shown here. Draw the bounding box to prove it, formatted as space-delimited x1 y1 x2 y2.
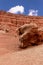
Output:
0 0 43 16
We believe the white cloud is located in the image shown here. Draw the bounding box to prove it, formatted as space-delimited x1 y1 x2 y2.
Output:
8 5 24 14
28 9 38 16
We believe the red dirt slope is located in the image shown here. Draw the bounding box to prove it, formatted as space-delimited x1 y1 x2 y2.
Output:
0 11 43 65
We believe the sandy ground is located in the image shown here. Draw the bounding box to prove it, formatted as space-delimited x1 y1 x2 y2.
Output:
0 32 43 65
0 33 21 55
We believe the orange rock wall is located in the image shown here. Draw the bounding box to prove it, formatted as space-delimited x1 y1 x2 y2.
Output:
0 11 43 28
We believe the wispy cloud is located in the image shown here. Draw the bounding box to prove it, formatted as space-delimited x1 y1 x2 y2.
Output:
7 5 24 14
28 9 38 16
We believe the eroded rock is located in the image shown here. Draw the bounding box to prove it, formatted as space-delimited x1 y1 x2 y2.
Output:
17 23 43 48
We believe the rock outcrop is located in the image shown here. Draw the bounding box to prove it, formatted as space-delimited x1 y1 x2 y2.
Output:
0 10 43 48
0 11 43 65
17 23 43 48
0 10 43 30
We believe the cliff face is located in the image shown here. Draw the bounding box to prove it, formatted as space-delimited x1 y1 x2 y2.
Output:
0 11 43 65
0 11 43 35
0 11 43 27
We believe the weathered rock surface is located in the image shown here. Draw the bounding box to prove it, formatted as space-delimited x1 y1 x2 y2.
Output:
0 11 43 65
17 23 43 48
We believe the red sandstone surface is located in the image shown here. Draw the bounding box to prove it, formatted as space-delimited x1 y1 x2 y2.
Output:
0 11 43 65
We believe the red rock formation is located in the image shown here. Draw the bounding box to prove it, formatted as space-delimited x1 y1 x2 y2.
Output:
0 10 43 48
17 23 40 48
0 10 43 29
0 11 43 65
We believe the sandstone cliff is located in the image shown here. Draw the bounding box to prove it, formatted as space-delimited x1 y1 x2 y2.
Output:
0 11 43 65
0 10 43 28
